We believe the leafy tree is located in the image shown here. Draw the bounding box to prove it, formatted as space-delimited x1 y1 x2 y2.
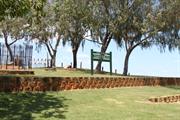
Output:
0 0 30 21
56 0 91 68
89 0 129 72
0 0 30 62
113 0 159 76
154 0 180 50
114 0 180 76
88 0 113 72
29 0 64 68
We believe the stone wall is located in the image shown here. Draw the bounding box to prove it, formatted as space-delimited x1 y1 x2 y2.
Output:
0 76 180 92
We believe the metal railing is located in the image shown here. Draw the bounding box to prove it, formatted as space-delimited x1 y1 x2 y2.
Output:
0 43 33 70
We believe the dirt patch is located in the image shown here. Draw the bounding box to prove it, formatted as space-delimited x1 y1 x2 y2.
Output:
104 98 123 105
135 100 160 104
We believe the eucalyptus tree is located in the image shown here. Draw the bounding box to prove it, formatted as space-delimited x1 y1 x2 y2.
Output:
0 0 30 62
114 0 180 76
89 0 129 72
55 0 91 68
29 0 64 68
89 0 114 72
113 0 160 76
154 0 180 50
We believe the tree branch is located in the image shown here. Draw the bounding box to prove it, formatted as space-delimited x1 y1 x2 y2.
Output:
105 32 112 47
45 42 53 57
48 41 54 51
131 35 152 52
124 33 129 51
9 39 18 46
3 31 8 44
83 37 103 45
54 35 61 51
125 40 128 51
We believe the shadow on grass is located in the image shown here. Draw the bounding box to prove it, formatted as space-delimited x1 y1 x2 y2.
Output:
0 92 68 120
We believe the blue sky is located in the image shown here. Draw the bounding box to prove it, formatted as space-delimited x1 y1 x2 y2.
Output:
32 39 180 77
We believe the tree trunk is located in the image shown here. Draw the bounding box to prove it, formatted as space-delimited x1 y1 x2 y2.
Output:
122 38 145 76
4 32 13 62
95 47 105 72
51 38 60 68
50 56 56 68
72 49 78 68
96 61 102 72
123 50 131 76
95 33 112 72
50 51 56 68
45 42 57 68
5 43 13 62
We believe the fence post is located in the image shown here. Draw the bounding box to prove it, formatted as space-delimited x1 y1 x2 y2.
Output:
2 45 4 69
23 49 25 70
46 59 48 68
18 45 22 70
110 52 112 75
91 49 93 75
61 62 63 68
13 45 16 69
80 62 82 69
29 46 33 69
115 69 117 74
24 45 27 69
6 48 8 69
0 43 1 69
101 67 104 72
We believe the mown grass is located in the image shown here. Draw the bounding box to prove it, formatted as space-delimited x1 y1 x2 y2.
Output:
33 68 121 77
0 68 120 77
0 86 180 120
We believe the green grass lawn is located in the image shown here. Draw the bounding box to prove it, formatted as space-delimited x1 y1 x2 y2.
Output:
33 68 121 77
0 86 180 120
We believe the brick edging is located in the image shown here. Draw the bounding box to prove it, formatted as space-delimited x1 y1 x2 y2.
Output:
149 95 180 103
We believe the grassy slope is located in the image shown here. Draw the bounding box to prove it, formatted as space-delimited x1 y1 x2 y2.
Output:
0 68 161 78
33 68 121 77
1 86 180 120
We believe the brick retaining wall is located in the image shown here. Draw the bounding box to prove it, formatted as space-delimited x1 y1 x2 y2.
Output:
0 76 180 92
